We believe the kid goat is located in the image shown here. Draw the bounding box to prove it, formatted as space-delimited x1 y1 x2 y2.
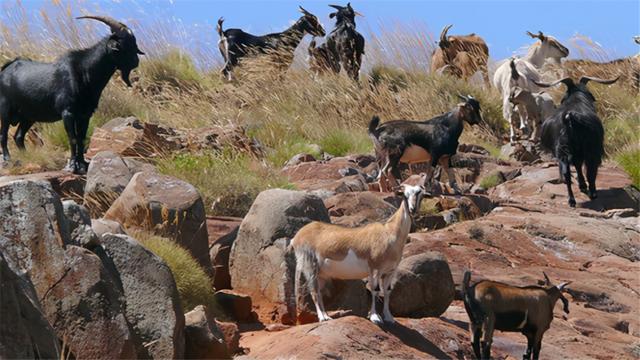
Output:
368 95 482 193
463 271 571 360
291 180 426 324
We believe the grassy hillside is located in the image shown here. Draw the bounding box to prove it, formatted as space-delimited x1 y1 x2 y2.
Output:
1 1 637 214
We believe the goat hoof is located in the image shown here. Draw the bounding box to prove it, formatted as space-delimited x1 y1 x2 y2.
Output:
589 191 598 200
568 198 576 207
369 313 384 325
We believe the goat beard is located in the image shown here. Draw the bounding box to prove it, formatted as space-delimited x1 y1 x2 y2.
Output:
120 68 133 87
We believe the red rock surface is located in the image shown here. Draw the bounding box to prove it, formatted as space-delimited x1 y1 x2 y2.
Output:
238 164 639 359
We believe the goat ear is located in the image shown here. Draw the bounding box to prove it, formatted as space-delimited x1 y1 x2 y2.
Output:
557 281 572 291
329 12 337 19
107 37 121 53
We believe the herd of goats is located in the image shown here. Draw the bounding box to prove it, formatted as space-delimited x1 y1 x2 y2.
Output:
0 4 636 360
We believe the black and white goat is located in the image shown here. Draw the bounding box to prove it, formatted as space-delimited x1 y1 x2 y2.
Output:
463 271 571 360
217 7 325 80
534 75 619 207
311 3 365 81
368 95 483 193
0 16 144 174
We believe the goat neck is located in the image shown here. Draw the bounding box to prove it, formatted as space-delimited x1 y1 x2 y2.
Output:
385 196 412 248
444 105 467 137
269 17 309 49
71 37 118 97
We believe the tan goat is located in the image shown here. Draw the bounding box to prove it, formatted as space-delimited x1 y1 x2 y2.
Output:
431 24 490 85
291 181 426 324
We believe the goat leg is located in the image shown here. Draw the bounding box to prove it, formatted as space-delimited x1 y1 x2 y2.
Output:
0 119 10 162
62 111 79 173
368 271 383 325
586 162 599 200
14 120 33 150
73 116 90 174
574 160 588 195
471 326 482 360
559 159 576 207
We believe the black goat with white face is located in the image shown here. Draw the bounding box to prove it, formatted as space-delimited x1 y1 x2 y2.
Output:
534 75 618 207
0 16 144 174
217 6 325 80
318 3 365 81
368 95 482 193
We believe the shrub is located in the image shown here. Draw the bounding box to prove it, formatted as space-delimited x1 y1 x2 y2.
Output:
134 231 218 313
479 172 503 189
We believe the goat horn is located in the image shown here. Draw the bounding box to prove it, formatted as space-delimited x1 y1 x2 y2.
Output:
557 281 572 291
457 93 468 102
440 24 453 44
543 272 551 286
328 4 343 10
354 11 364 17
299 6 311 15
532 77 574 88
526 30 545 41
77 15 130 36
579 75 620 86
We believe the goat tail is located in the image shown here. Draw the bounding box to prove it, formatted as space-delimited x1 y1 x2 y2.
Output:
509 57 519 81
216 17 225 38
368 115 381 138
463 270 472 291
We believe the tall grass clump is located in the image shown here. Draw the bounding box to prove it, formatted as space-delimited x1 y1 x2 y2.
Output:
134 231 219 314
157 149 293 217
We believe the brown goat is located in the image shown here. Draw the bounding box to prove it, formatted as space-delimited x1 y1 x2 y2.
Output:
431 25 490 85
463 271 571 360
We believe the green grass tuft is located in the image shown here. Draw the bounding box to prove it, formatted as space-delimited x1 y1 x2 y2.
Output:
157 149 293 217
616 146 640 188
135 231 218 313
479 172 503 189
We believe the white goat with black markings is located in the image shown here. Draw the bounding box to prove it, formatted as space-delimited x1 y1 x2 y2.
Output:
493 31 569 142
463 271 571 360
291 181 426 325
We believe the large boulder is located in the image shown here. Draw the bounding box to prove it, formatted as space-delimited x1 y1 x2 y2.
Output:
0 171 85 199
0 180 70 297
84 150 156 217
184 305 230 359
86 117 181 158
104 171 212 272
389 252 455 317
0 250 60 359
63 200 99 248
91 218 128 237
99 233 185 359
230 189 334 323
40 246 137 359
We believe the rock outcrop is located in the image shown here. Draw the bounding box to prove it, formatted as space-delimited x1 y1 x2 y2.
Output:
84 150 156 216
41 246 137 359
104 171 212 272
184 305 230 359
99 233 185 359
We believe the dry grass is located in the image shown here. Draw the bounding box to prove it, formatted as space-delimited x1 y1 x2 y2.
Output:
0 1 637 195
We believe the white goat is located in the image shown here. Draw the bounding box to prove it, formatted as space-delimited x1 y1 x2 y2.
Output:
291 182 425 324
509 86 556 141
493 31 569 142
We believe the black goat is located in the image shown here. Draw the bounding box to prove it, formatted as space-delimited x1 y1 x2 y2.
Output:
0 16 143 174
217 6 325 80
534 75 619 207
368 95 482 193
314 3 365 81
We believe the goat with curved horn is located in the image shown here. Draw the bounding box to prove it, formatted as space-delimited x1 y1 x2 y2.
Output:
532 77 573 88
0 14 144 174
439 24 453 46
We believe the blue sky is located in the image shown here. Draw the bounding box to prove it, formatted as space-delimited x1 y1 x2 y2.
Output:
14 0 640 61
